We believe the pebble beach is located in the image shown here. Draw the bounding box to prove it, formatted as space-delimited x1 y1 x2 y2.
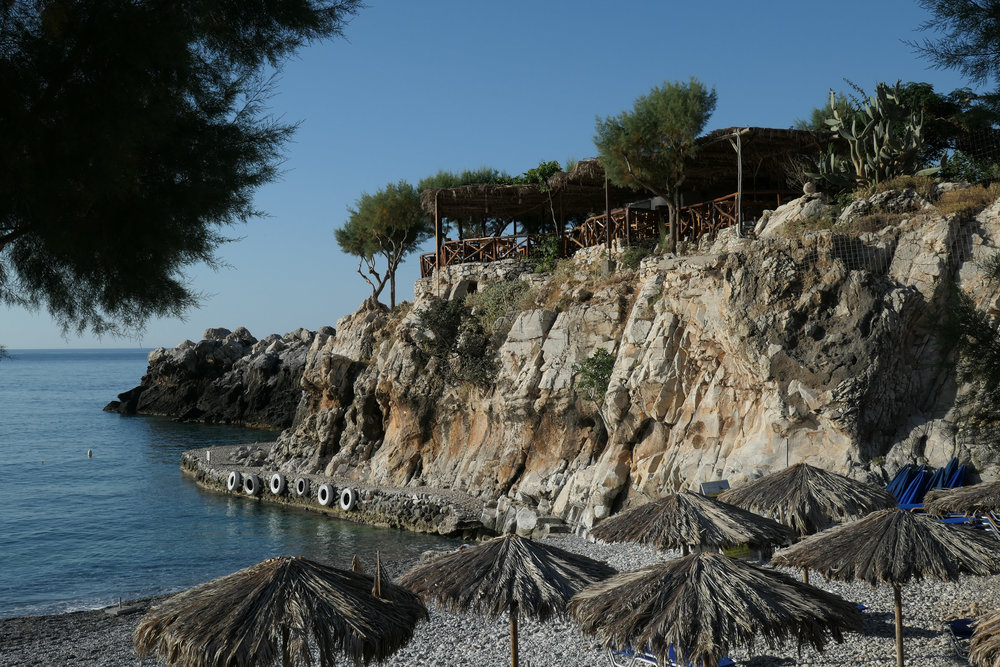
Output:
0 534 993 666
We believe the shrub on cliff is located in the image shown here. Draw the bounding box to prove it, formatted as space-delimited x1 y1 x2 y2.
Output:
417 298 498 389
466 280 532 338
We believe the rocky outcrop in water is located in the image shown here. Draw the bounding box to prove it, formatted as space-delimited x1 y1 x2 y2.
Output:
104 326 328 429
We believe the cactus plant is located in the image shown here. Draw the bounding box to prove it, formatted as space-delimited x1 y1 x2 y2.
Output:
824 81 926 190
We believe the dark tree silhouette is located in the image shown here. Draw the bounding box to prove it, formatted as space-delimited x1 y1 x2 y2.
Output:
0 0 361 336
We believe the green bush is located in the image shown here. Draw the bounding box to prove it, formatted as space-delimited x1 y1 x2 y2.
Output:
466 280 530 335
417 298 498 388
619 244 653 270
531 235 562 273
573 348 616 401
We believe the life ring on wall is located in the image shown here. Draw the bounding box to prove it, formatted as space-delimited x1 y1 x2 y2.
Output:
317 483 336 507
269 473 286 495
226 471 242 492
294 477 310 497
243 474 262 496
339 487 357 511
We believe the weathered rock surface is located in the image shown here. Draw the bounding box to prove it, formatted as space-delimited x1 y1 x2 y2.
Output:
110 188 1000 534
263 189 1000 531
104 326 328 429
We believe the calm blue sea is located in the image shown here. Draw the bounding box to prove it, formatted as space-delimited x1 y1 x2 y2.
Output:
0 348 455 619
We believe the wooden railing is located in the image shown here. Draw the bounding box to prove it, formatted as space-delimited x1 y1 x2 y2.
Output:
419 234 561 278
567 208 661 249
418 190 795 277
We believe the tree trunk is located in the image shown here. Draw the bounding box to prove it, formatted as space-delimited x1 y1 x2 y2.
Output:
390 271 396 309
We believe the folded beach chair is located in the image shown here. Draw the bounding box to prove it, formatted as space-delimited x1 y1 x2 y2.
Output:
943 618 974 660
946 464 967 489
607 645 734 667
886 465 916 501
897 468 931 510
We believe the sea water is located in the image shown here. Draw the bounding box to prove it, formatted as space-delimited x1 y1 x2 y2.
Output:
0 349 456 619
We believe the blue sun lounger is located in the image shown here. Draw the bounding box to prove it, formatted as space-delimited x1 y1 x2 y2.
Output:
607 645 734 667
943 618 974 660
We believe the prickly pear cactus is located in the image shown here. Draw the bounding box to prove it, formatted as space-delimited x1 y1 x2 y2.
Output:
825 81 925 190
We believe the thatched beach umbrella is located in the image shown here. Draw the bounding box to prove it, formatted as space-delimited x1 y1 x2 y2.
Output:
717 463 895 536
396 533 616 667
771 508 1000 667
568 551 862 667
971 608 1000 667
589 491 793 555
924 480 1000 516
134 556 427 667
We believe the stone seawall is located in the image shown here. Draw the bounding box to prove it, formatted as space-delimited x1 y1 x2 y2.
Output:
181 443 492 538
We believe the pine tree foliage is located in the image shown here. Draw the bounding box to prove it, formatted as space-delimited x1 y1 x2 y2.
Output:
0 0 361 336
593 78 717 252
335 181 432 309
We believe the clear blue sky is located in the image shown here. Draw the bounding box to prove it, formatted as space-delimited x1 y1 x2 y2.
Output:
2 0 972 349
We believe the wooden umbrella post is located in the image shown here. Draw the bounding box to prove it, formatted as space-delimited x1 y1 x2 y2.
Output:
282 626 291 667
510 599 519 667
801 567 808 584
894 584 903 667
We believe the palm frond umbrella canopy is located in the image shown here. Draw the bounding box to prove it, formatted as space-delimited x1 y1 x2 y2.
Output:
134 556 428 667
396 533 616 667
569 551 862 667
971 609 1000 667
717 462 895 536
924 481 1000 515
770 508 1000 667
589 491 794 554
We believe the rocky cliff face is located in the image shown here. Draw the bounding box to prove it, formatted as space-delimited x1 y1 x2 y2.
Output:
263 187 1000 531
105 326 326 429
120 187 1000 532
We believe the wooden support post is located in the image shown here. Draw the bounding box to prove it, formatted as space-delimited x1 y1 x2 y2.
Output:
604 176 611 253
434 192 442 270
625 207 631 246
510 600 519 667
894 584 904 667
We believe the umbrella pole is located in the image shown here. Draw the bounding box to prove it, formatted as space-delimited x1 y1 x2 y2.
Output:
282 626 291 667
510 600 519 667
893 583 903 667
801 567 808 584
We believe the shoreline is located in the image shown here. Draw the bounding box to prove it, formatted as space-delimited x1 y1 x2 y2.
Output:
180 444 500 539
1 534 994 666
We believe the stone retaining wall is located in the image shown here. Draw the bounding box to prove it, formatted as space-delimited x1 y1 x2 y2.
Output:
181 446 488 539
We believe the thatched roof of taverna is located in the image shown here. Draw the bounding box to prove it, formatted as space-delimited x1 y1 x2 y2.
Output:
396 533 616 622
588 491 793 552
568 551 862 667
924 481 1000 515
770 508 1000 586
419 159 635 222
717 463 895 536
134 556 427 667
420 127 833 223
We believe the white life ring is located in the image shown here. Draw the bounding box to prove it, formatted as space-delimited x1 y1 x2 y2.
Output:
339 487 357 511
294 477 310 497
317 483 336 507
226 471 242 492
243 474 262 496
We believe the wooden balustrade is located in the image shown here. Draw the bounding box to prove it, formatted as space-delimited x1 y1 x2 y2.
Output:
418 190 794 277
